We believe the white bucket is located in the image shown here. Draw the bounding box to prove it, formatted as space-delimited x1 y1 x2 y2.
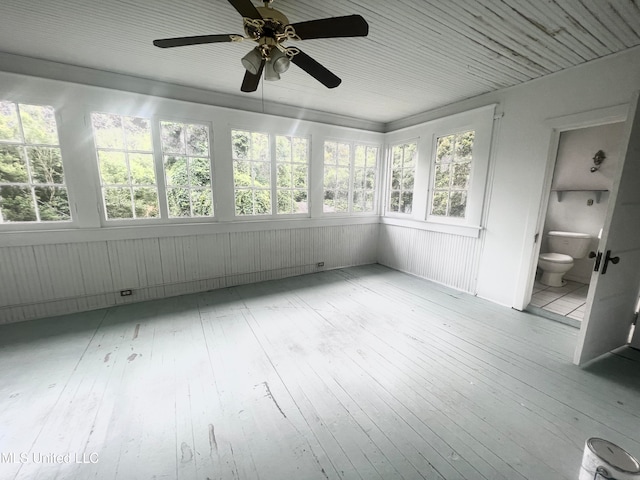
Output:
579 438 640 480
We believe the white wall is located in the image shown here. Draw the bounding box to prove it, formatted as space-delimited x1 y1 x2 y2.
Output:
386 46 640 307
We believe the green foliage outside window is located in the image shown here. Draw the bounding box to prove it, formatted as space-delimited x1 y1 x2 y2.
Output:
0 101 71 223
232 130 271 216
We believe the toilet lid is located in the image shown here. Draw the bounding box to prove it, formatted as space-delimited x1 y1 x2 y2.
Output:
539 252 573 264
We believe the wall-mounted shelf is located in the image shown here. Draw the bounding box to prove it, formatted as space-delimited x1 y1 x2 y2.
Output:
552 189 608 203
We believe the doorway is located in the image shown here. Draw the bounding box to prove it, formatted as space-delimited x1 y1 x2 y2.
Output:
526 121 625 327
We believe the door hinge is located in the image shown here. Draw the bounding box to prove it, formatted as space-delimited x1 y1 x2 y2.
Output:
534 233 539 243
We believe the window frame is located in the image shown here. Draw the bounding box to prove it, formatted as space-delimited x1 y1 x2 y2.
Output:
322 138 381 216
230 127 312 219
385 139 418 216
0 100 77 229
158 118 216 220
424 106 495 228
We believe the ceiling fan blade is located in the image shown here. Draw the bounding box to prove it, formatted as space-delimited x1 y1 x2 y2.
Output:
241 60 265 92
228 0 262 19
290 15 369 40
290 49 341 89
153 34 240 48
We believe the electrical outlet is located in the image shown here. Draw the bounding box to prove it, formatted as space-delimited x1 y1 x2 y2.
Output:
120 289 133 296
317 262 325 267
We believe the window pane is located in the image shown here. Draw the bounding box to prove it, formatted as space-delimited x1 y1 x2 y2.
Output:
324 166 337 189
400 192 413 213
402 168 414 190
292 138 307 163
277 190 293 214
252 162 270 186
232 131 249 159
91 113 124 149
436 135 454 163
365 191 374 211
0 145 28 183
251 132 269 161
293 165 307 188
233 159 251 187
99 151 128 184
133 187 159 218
161 122 185 154
365 168 376 190
324 142 337 165
403 143 417 168
165 156 188 186
335 190 349 212
434 164 450 189
0 101 21 141
452 162 471 189
190 157 211 187
353 168 364 189
104 187 133 219
254 190 271 214
277 164 292 188
129 153 156 185
124 117 152 151
449 191 467 217
455 131 474 160
167 187 191 217
336 167 350 190
354 145 366 167
366 147 377 168
191 189 212 216
276 136 291 162
431 191 448 216
0 186 36 221
35 186 70 221
28 147 64 184
294 190 308 213
389 191 400 212
352 190 363 212
20 105 59 145
235 189 252 215
187 124 209 156
323 190 334 213
337 143 350 166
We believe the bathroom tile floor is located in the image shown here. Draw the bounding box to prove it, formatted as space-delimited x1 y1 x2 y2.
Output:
530 279 589 322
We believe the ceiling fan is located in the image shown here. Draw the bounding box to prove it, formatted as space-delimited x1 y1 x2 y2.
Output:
153 0 369 92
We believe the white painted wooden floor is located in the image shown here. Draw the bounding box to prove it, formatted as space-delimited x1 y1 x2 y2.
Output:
1 265 639 480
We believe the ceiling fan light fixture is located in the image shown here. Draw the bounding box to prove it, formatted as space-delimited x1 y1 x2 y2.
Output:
241 48 263 75
264 59 281 81
271 49 290 74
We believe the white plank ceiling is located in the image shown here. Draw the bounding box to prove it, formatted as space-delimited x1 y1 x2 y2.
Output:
0 0 639 125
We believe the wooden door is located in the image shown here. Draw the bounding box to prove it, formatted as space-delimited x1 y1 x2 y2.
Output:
574 92 640 365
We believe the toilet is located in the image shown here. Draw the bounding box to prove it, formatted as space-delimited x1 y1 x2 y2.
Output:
538 231 592 287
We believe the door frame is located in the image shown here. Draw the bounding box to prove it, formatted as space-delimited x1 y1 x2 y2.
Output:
514 104 629 311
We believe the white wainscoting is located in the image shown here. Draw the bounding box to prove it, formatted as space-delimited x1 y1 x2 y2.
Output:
0 224 378 324
377 224 482 294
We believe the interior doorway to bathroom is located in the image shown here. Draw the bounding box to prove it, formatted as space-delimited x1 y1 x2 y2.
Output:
526 121 626 327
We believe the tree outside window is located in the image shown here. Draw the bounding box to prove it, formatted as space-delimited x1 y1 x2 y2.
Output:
431 131 474 218
388 142 416 214
91 112 159 220
0 101 71 223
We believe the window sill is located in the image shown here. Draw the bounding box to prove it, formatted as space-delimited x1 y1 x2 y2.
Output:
0 215 381 247
380 216 482 238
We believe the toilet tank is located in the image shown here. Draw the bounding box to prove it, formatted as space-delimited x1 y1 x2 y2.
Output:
547 231 592 258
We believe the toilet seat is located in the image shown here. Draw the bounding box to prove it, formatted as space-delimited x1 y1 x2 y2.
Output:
539 252 573 264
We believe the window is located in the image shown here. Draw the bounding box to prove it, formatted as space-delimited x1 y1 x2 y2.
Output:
160 121 213 217
91 113 159 220
323 141 378 214
388 142 416 214
353 145 378 213
231 129 271 216
276 135 308 214
430 131 474 218
0 101 71 223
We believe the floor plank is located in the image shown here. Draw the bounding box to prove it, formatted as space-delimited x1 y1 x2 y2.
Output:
1 265 639 480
